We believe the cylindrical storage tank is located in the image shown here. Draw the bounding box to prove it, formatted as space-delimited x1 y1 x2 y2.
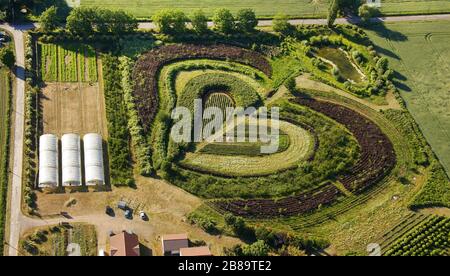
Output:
61 134 82 186
84 133 105 185
38 134 59 187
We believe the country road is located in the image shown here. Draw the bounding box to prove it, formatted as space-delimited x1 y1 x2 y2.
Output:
1 12 450 256
0 23 34 256
138 13 450 29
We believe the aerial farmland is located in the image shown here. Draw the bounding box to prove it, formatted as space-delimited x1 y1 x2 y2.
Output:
0 0 449 261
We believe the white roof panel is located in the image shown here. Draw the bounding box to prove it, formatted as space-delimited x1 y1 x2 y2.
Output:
38 134 59 187
84 133 105 185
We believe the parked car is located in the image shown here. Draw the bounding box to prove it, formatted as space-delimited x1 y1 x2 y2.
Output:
139 211 148 221
117 201 128 210
124 209 133 220
105 206 115 217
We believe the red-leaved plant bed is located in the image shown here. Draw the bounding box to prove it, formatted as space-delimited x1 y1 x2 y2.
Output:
212 98 396 218
132 44 272 132
294 98 396 194
213 184 341 218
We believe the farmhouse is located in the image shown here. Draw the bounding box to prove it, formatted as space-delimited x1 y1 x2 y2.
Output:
61 134 82 186
110 231 141 257
83 133 105 186
162 234 189 256
38 134 59 188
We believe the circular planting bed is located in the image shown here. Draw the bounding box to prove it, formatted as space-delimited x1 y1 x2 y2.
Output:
180 120 314 177
131 42 398 219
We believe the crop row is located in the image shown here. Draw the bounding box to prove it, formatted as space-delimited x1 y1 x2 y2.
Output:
178 73 261 113
132 44 272 132
213 184 341 218
102 55 134 186
385 216 450 256
39 43 98 82
294 97 396 194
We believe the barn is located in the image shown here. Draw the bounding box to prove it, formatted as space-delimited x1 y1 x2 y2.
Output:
84 133 105 186
61 134 82 186
38 134 59 188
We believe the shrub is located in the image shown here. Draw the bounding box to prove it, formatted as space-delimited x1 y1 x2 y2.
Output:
191 10 208 34
236 9 258 33
152 9 187 35
212 9 235 34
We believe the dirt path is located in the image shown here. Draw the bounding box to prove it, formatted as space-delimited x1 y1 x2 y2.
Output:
295 74 402 111
0 23 35 256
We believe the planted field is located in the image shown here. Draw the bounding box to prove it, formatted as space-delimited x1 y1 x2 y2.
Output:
77 0 450 19
367 21 450 177
199 133 290 156
39 43 98 82
79 0 328 19
0 68 11 255
385 216 450 256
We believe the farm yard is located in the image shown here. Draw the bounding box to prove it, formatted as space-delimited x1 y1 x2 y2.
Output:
9 3 450 257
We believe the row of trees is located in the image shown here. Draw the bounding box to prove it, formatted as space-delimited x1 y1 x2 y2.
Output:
39 6 138 35
327 0 379 27
152 8 258 35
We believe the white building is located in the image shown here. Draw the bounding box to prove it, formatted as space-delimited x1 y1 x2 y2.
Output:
61 134 82 186
38 134 59 188
83 133 105 186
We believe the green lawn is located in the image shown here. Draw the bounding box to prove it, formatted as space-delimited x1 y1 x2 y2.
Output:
73 0 450 19
366 21 450 177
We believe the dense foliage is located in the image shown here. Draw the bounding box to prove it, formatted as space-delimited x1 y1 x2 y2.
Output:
385 216 450 256
66 7 138 35
0 69 11 255
177 73 261 112
168 99 359 200
102 55 134 186
132 44 272 132
295 97 396 193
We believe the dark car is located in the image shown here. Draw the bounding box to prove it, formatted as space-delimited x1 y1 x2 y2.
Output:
124 209 133 220
105 206 115 217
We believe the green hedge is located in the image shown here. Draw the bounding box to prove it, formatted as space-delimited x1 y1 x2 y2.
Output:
102 55 134 186
0 70 12 255
178 72 262 112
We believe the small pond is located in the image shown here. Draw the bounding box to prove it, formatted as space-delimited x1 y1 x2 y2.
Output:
317 47 364 83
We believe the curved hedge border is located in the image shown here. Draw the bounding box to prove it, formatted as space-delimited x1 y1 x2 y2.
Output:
294 97 397 194
132 44 272 132
168 99 360 199
210 97 397 218
178 73 262 112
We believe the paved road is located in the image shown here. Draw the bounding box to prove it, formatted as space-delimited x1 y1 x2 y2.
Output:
0 23 34 256
138 13 450 29
2 12 450 256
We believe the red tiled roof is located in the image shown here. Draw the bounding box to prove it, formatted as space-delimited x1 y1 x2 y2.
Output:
110 231 140 256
